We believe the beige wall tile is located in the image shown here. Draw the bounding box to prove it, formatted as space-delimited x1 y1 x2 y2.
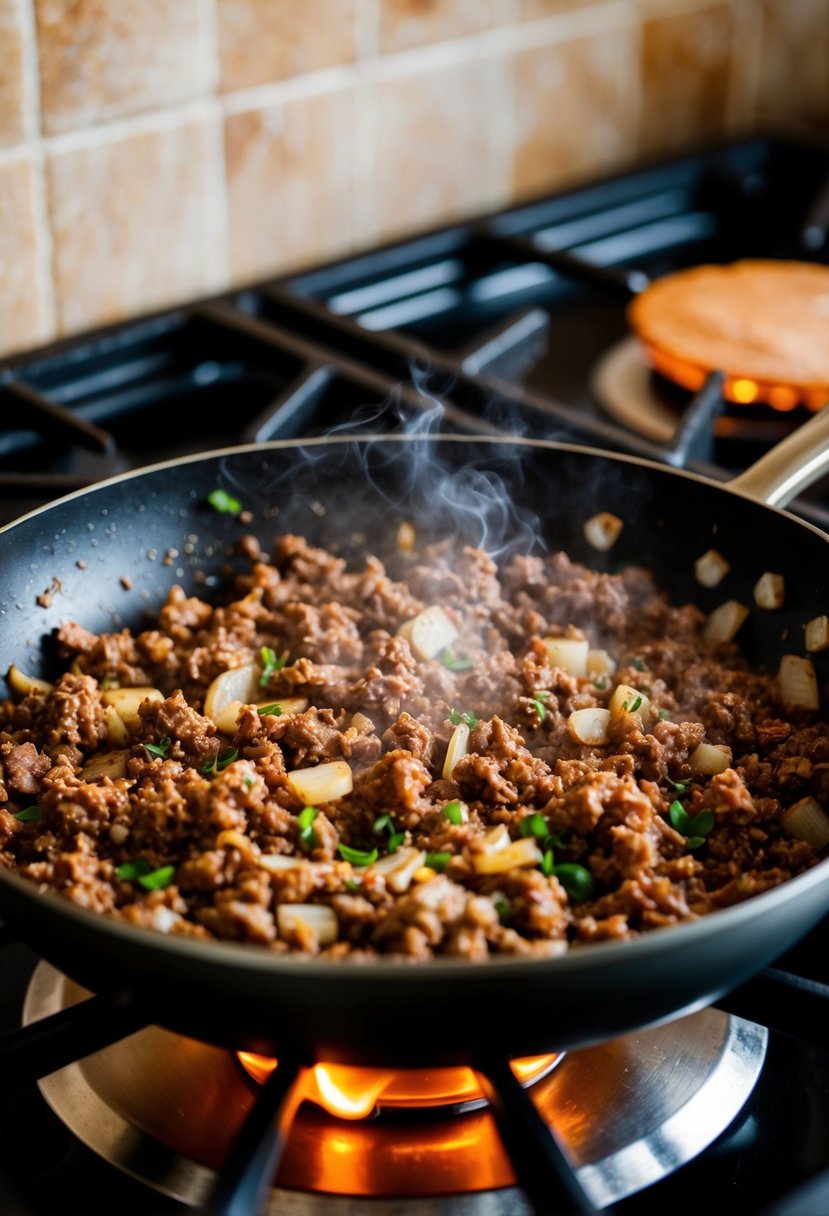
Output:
0 0 27 148
0 152 51 356
511 27 640 201
639 1 734 158
757 0 829 129
225 88 357 283
364 57 510 244
519 0 607 18
47 118 215 333
36 0 208 135
217 0 361 91
379 0 498 52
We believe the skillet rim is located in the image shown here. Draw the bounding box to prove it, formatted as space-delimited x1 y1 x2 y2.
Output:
0 430 827 981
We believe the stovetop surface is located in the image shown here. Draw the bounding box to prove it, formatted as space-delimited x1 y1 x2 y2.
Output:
2 130 829 1215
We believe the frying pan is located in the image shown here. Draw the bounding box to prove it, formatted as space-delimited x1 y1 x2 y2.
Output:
2 415 829 1073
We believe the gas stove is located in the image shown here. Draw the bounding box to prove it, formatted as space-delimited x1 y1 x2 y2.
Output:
2 132 829 1216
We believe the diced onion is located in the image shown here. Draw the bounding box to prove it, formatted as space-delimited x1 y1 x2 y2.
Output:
104 705 129 746
396 521 416 554
258 853 310 873
277 903 338 946
608 682 650 725
479 823 510 854
215 829 256 853
584 512 623 551
779 654 820 711
369 847 426 893
586 648 616 676
213 695 308 734
805 616 829 653
703 600 749 645
472 838 543 875
443 722 470 778
397 606 459 660
350 712 374 731
7 665 53 696
101 686 163 731
568 707 611 746
688 743 730 775
783 796 829 850
543 637 588 677
286 760 353 805
753 572 785 610
81 750 129 780
694 549 730 588
204 663 259 724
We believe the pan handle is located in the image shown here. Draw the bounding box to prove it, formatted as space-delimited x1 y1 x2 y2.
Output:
727 402 829 509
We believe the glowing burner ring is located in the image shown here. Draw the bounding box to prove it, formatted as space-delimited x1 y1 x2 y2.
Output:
238 1053 560 1119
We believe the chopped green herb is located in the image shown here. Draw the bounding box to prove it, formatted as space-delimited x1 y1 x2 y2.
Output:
259 646 288 687
632 658 645 671
338 844 379 866
536 690 551 700
442 649 473 673
424 851 452 872
669 801 715 847
669 800 691 833
298 805 318 849
13 805 43 822
541 849 555 877
345 878 359 893
207 488 242 515
532 698 548 721
494 897 512 924
145 736 172 759
373 813 394 835
242 774 255 790
690 810 715 837
201 746 238 777
387 832 405 852
623 694 643 713
443 800 464 825
449 708 479 729
519 812 548 839
685 836 706 849
553 863 596 902
658 709 670 720
667 779 687 794
543 830 568 851
116 858 152 881
257 703 282 716
593 676 609 690
138 864 176 891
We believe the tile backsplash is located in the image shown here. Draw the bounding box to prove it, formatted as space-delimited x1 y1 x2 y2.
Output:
0 0 827 356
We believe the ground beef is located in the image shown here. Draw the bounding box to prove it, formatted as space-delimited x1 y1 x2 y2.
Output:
1 533 825 961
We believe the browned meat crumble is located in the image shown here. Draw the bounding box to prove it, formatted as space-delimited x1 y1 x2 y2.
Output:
0 534 825 960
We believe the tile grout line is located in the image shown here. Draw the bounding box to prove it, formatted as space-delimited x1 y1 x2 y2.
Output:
17 0 57 342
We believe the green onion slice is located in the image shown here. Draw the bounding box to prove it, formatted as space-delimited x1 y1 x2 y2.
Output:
257 703 282 716
338 844 379 866
442 649 473 673
373 813 394 835
387 832 405 853
145 736 172 759
553 863 595 902
13 805 44 822
449 708 479 729
116 858 152 881
442 801 463 825
424 851 452 871
138 864 176 891
259 646 288 687
206 488 242 515
519 812 548 839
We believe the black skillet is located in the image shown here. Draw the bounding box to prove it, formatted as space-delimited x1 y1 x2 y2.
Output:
1 417 829 1075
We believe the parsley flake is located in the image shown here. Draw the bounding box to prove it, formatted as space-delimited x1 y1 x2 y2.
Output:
373 813 394 835
623 694 643 713
668 801 715 849
259 646 288 687
13 805 44 822
145 736 172 759
207 488 242 515
532 698 548 722
519 812 548 839
449 708 479 729
116 858 152 881
442 649 473 673
138 865 176 891
201 746 238 777
257 703 282 716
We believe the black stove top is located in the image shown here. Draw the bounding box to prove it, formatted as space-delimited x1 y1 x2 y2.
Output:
2 131 829 1216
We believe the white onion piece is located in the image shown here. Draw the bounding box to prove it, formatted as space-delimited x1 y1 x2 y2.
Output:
783 796 829 850
258 853 310 873
214 695 308 734
583 512 623 551
277 903 338 946
694 549 730 588
479 823 510 854
443 722 470 779
397 606 459 660
779 654 820 711
608 683 650 725
472 838 543 874
81 749 129 780
286 760 353 805
688 743 730 775
350 711 374 732
204 663 260 724
543 638 588 677
369 847 425 893
7 665 53 696
101 686 163 730
805 616 829 653
586 648 616 676
703 600 749 645
104 704 129 746
568 707 611 746
754 572 785 610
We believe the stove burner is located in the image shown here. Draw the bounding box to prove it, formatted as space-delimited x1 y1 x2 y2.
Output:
25 962 768 1212
591 336 678 443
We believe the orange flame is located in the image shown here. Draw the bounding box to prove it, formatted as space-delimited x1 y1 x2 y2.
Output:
238 1053 558 1120
642 342 826 413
